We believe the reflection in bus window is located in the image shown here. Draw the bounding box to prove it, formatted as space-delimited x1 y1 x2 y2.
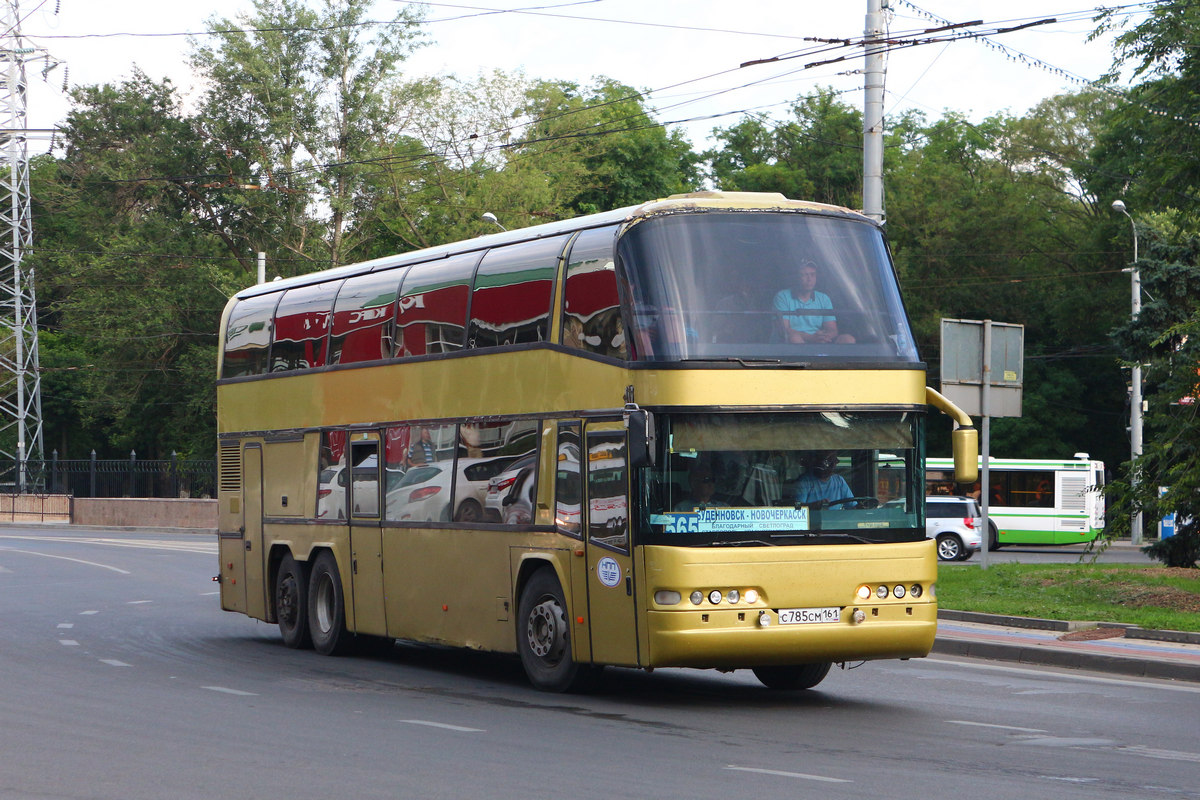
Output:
317 430 349 520
384 423 456 522
397 253 479 356
555 425 582 535
562 226 625 359
349 438 380 518
617 212 916 363
330 271 404 364
222 293 278 377
587 432 628 552
271 282 339 372
469 237 566 349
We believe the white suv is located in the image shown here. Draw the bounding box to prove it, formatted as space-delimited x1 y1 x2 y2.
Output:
925 496 983 561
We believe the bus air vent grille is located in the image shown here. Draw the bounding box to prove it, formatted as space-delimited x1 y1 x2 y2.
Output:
218 443 242 493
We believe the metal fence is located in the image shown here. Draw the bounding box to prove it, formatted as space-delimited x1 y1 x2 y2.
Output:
0 452 217 499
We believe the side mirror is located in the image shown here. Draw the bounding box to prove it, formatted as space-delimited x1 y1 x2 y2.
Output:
952 427 979 485
626 409 656 468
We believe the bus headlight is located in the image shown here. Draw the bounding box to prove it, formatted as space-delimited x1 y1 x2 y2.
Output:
893 584 906 599
909 583 923 599
857 584 872 601
744 589 759 604
654 590 682 606
727 589 740 604
690 591 704 605
875 585 889 599
708 590 723 605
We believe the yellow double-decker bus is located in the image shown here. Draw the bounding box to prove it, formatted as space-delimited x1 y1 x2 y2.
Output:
216 191 977 692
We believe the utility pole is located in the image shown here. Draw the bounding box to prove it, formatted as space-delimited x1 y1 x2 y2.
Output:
0 0 48 488
862 0 886 222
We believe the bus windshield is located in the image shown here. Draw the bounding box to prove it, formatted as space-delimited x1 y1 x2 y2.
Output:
617 211 917 363
642 411 924 546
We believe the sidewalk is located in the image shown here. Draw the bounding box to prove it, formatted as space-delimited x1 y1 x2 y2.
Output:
934 610 1200 682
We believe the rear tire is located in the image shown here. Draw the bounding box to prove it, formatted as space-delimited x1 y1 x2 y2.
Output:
753 663 832 690
275 553 311 649
308 551 350 656
988 520 1002 550
517 569 590 692
936 534 964 561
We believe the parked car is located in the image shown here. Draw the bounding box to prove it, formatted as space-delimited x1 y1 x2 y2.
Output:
385 456 515 522
926 495 983 561
484 452 537 521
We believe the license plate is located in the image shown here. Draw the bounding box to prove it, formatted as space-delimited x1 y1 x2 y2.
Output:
777 606 841 625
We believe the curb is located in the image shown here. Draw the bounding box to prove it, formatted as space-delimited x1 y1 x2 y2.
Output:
935 610 1200 683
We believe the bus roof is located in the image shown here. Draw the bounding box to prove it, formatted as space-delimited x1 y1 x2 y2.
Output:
233 192 873 301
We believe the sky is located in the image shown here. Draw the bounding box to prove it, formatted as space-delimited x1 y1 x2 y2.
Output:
13 0 1147 155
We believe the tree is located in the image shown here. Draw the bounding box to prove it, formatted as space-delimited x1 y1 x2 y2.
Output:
707 88 862 208
1105 215 1200 566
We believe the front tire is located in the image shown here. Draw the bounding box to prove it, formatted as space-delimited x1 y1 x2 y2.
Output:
753 663 832 690
275 552 311 649
936 534 964 561
517 569 589 692
308 551 350 656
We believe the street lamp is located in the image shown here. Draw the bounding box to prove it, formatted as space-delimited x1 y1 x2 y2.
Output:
1112 199 1144 545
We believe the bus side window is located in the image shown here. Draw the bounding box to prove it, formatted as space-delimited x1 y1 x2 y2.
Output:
562 226 625 359
555 424 582 536
397 253 478 357
271 281 340 372
469 236 567 349
222 293 279 378
329 270 403 365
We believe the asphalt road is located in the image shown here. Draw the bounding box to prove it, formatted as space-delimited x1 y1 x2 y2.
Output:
1 529 1196 800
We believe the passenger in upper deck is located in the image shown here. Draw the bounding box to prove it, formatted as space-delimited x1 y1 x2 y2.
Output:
773 260 856 345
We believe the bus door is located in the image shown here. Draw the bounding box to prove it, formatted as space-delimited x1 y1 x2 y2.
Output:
348 433 387 636
583 421 639 667
242 444 266 619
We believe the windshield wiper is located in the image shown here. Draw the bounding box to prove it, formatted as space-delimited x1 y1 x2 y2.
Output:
707 538 778 547
680 357 782 366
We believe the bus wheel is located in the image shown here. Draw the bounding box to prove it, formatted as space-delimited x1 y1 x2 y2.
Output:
936 534 964 561
752 663 832 690
308 551 350 656
517 570 588 692
275 553 311 649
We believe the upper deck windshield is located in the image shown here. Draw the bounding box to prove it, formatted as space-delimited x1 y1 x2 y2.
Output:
642 411 925 546
617 210 917 363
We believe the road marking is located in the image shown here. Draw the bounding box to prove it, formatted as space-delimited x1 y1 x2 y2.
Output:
725 766 851 784
0 547 130 574
928 656 1200 695
400 720 485 733
127 600 152 605
100 659 131 667
59 640 79 646
202 686 257 696
57 623 74 629
200 591 219 596
80 610 99 615
947 720 1047 733
0 534 216 554
1117 745 1200 764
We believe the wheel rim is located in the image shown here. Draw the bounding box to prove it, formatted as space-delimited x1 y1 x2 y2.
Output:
314 572 334 634
937 538 959 560
278 573 300 629
526 595 567 663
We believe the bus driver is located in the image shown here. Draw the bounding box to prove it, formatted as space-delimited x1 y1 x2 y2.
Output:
774 260 856 344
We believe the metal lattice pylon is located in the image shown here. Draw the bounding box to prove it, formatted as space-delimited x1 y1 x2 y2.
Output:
0 0 44 484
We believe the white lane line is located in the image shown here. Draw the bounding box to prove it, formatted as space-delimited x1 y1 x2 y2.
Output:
725 766 851 784
400 720 485 733
100 659 131 667
202 686 257 696
80 610 99 615
0 547 130 574
947 720 1047 733
127 600 152 605
57 623 74 629
1117 745 1200 764
199 591 219 596
59 640 79 646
